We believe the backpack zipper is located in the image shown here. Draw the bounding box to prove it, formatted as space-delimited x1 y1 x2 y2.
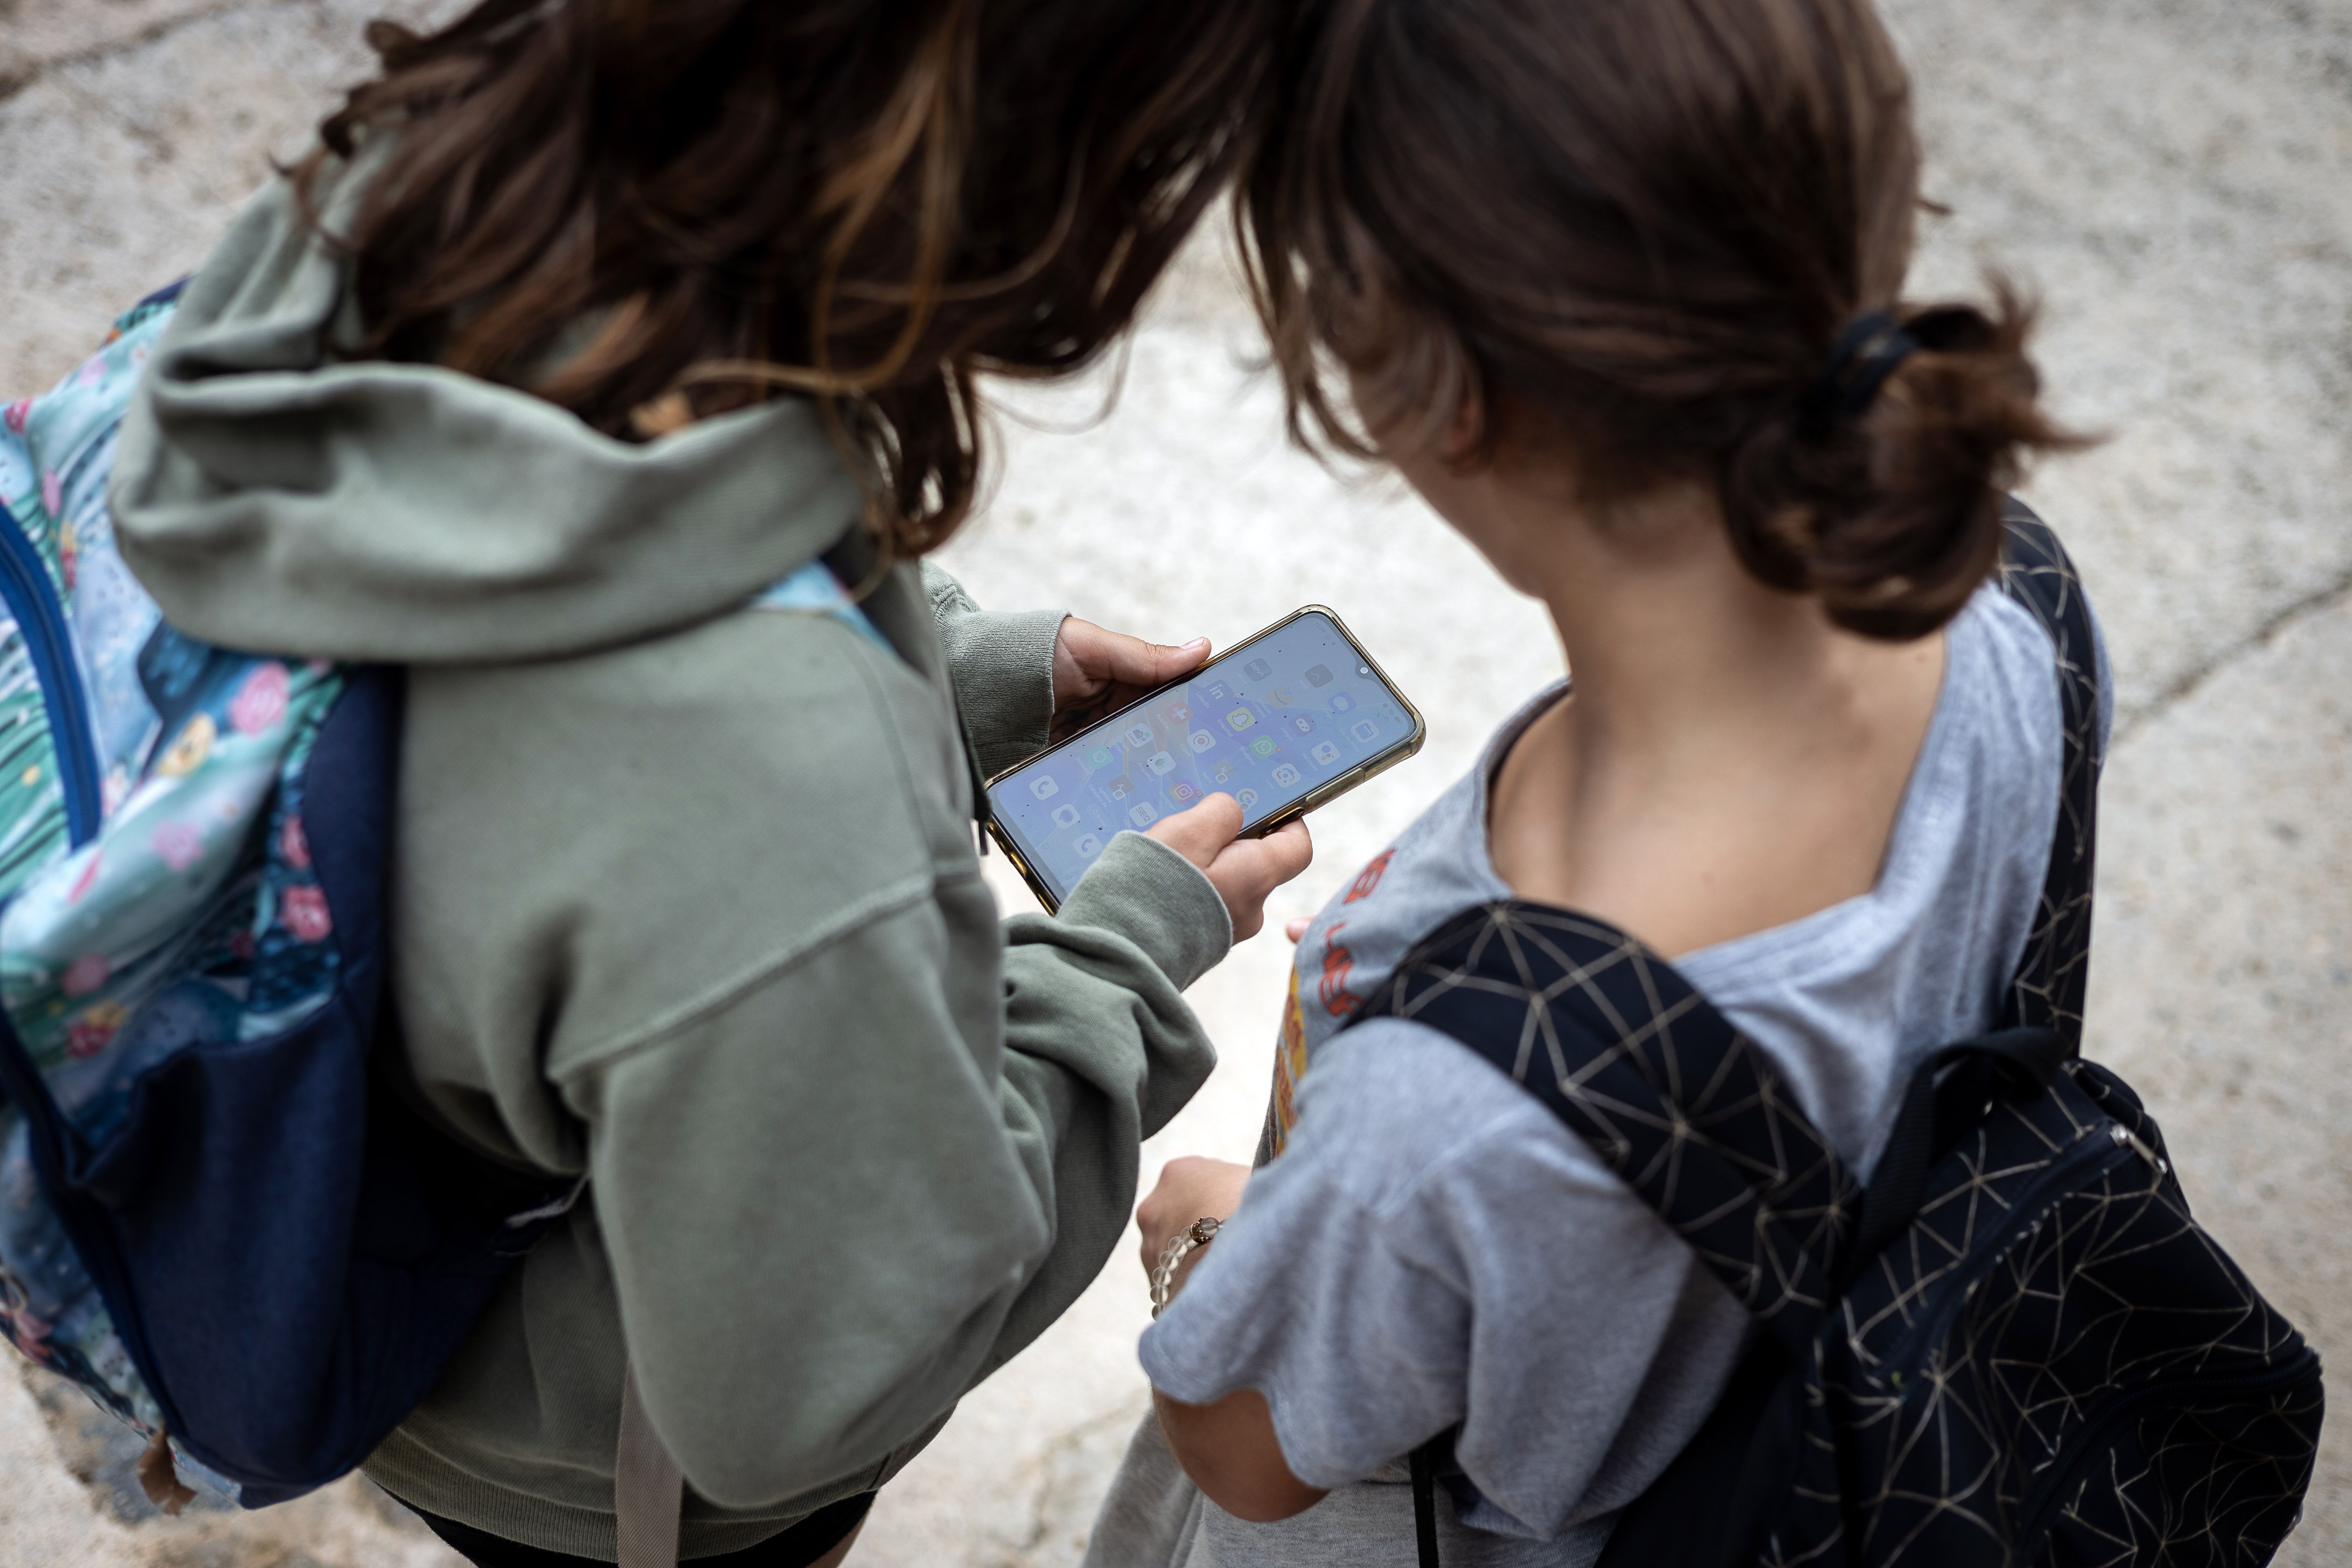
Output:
2108 1120 2169 1176
0 500 102 846
1871 1122 2138 1380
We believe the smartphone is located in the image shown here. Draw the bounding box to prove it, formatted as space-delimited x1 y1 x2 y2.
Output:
984 606 1425 912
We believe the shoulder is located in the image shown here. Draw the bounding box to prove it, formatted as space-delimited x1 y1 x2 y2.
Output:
1282 1019 1631 1222
1925 585 2071 857
1942 586 2062 765
409 598 960 830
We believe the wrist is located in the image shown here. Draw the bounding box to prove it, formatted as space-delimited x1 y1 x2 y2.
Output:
1059 832 1233 989
931 592 1065 777
1150 1216 1223 1317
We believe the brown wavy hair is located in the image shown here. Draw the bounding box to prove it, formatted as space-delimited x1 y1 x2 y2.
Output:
1244 0 2079 639
299 0 1276 559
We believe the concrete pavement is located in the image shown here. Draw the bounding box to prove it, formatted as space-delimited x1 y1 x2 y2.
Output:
0 0 2342 1563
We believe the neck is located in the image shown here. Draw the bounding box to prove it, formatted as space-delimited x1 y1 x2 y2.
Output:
1467 472 1948 956
1524 483 1848 761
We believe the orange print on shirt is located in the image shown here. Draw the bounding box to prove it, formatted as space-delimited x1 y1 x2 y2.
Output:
1270 973 1310 1156
1317 922 1359 1017
1270 848 1397 1157
1343 849 1395 904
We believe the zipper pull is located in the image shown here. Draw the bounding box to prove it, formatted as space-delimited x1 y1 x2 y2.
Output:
2109 1121 2169 1176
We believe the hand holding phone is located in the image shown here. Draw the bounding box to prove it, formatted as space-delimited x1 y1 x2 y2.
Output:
1145 793 1313 941
1050 620 1214 743
987 607 1424 912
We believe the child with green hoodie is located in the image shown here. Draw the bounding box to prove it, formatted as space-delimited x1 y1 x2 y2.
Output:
105 2 1300 1565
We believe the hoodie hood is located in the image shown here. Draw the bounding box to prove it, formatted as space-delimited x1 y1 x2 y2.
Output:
110 149 864 665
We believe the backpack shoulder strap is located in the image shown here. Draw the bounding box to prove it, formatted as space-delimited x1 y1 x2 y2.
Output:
1352 903 1857 1360
1992 498 2105 1048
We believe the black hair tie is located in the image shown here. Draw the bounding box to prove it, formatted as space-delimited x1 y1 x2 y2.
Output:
1802 310 1919 430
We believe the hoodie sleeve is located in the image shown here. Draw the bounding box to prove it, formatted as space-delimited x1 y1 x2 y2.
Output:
922 562 1065 778
563 832 1225 1509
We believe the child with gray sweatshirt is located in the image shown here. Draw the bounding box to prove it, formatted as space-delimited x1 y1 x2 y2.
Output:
1088 0 2099 1562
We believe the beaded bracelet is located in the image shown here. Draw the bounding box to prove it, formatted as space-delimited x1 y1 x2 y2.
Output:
1150 1217 1222 1318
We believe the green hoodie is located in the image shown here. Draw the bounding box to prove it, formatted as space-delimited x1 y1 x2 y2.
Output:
108 161 1232 1559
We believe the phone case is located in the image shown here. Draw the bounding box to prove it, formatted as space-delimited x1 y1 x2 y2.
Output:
981 605 1426 914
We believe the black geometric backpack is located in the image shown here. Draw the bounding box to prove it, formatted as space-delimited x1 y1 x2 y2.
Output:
1357 503 2324 1567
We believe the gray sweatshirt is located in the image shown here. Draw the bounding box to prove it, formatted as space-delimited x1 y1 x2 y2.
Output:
109 158 1234 1559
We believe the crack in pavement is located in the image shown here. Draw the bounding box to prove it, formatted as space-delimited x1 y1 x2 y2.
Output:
995 1398 1150 1568
2115 566 2352 749
0 0 298 105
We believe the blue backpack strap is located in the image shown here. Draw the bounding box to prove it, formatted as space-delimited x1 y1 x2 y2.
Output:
751 559 893 653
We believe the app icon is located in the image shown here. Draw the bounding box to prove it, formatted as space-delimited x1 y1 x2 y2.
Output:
1288 714 1316 736
1236 789 1259 810
1164 704 1191 725
1352 719 1380 743
1312 741 1340 766
1052 804 1082 828
1125 723 1154 748
1271 764 1301 786
1128 802 1158 828
1170 782 1199 805
1087 747 1113 769
1226 708 1255 732
1211 761 1236 784
1189 729 1217 753
1268 687 1294 707
1306 664 1334 687
1331 693 1354 713
1108 774 1133 800
1204 681 1230 702
1075 834 1102 857
1243 658 1273 681
1251 737 1278 758
1145 750 1176 775
1029 776 1058 800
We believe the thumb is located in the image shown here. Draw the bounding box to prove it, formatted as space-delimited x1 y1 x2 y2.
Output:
1066 618 1212 689
1145 792 1245 870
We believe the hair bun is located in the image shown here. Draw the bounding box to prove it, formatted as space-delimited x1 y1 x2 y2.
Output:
1726 283 2080 640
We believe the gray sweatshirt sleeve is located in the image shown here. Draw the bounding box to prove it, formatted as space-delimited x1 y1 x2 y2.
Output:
978 833 1232 1376
1141 1020 1740 1539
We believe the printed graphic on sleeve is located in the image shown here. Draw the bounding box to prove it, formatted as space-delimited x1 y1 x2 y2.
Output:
1266 845 1399 1158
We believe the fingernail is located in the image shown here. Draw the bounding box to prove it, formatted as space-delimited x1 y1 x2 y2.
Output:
1184 638 1210 651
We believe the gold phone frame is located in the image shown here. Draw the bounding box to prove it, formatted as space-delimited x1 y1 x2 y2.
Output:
983 605 1426 914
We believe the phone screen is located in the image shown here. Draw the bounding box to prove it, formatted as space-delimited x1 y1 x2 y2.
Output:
987 610 1418 907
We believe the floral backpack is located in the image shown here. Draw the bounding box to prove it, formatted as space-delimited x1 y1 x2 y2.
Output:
0 285 876 1520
